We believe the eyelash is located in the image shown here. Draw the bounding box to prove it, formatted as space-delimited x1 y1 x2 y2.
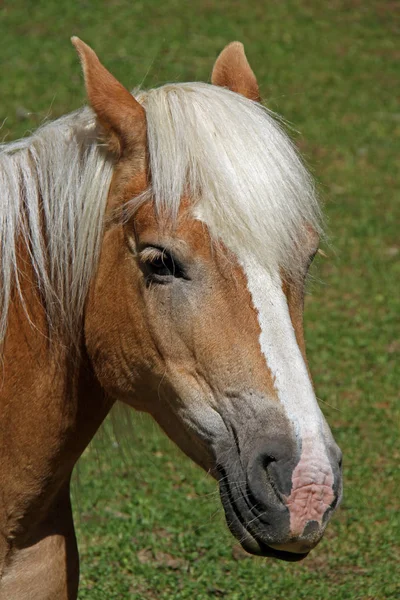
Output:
139 247 186 281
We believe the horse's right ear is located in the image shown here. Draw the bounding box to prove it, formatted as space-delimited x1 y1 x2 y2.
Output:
71 37 146 155
211 42 260 102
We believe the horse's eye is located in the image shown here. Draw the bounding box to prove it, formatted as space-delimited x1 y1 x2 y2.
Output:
148 251 175 277
139 247 185 281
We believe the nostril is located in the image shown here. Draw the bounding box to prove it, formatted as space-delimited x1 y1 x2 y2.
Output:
331 444 343 470
329 494 339 511
246 453 288 511
262 455 284 502
264 455 294 498
262 454 276 470
338 449 343 470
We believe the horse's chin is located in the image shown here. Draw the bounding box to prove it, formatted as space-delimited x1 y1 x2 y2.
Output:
218 471 310 563
239 537 309 562
224 509 309 562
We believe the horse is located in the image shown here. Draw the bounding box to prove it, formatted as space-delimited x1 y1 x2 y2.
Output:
0 38 343 599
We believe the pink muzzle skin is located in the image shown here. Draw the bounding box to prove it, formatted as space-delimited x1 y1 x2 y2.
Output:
284 437 335 538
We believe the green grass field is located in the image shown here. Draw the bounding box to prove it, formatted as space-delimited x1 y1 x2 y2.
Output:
1 1 399 598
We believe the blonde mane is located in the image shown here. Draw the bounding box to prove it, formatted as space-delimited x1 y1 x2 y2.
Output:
0 108 114 343
135 82 322 270
0 83 321 344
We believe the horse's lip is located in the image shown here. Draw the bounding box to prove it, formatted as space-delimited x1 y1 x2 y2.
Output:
243 539 309 562
217 464 310 562
230 510 310 562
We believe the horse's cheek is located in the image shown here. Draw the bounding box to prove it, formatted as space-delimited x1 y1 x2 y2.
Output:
83 229 160 404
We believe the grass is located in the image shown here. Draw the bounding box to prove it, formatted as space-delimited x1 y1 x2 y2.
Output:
1 1 399 598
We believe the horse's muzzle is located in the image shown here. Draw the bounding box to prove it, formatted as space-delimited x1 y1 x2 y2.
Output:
216 434 343 560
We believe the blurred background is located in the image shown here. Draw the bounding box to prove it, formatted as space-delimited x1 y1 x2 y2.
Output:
1 1 399 598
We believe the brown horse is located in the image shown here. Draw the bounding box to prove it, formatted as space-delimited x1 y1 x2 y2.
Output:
0 38 342 598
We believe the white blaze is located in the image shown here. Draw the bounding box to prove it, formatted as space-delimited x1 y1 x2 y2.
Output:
240 253 335 532
239 253 323 438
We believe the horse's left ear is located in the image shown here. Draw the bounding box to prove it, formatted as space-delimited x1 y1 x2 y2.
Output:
71 37 146 155
211 42 260 102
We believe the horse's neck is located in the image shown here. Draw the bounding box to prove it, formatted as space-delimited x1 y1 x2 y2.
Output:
0 270 113 551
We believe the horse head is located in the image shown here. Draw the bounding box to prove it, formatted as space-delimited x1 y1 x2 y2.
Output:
74 38 342 561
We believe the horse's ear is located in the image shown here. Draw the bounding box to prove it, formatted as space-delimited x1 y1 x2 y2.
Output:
211 42 260 102
71 37 146 155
